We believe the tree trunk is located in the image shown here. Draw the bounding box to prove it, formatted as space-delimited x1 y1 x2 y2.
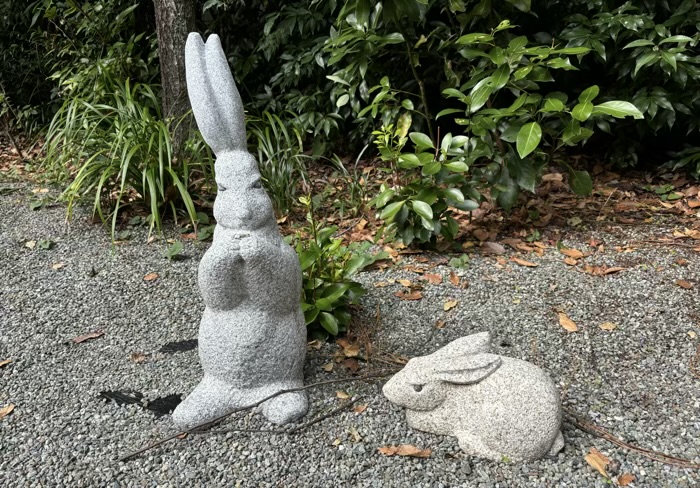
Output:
152 0 196 162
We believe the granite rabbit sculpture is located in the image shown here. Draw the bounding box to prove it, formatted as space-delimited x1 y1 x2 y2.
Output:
172 33 308 429
382 332 564 461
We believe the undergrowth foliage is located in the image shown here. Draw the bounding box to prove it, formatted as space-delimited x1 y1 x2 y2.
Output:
43 80 214 237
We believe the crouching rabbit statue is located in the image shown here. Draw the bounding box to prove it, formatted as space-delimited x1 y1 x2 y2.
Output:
383 332 564 461
172 33 308 429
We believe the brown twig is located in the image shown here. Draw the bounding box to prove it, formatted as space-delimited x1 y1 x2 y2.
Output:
690 343 700 380
201 395 363 435
564 408 700 469
119 371 397 462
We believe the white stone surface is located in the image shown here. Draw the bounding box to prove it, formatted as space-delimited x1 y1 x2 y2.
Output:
172 33 308 429
382 332 564 461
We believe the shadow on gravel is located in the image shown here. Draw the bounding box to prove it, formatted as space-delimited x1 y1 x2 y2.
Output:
100 391 183 416
159 339 198 353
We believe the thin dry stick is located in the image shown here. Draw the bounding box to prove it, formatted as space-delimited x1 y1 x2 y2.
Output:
565 409 700 469
201 395 363 435
690 343 700 380
119 371 396 462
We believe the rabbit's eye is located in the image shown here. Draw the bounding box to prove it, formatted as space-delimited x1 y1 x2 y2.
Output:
413 384 423 393
251 180 262 189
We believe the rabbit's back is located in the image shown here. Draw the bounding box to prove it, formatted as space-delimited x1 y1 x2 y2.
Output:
445 357 561 460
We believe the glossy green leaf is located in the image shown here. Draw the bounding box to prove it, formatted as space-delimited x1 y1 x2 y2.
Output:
516 122 542 158
319 312 339 335
569 170 592 195
541 98 565 112
578 85 599 104
444 187 465 202
571 102 593 121
398 153 422 168
623 39 655 49
304 307 319 325
379 200 405 220
412 200 434 221
491 64 510 90
422 160 442 175
659 35 694 44
443 161 469 172
410 132 434 149
457 33 494 45
593 101 644 119
455 199 480 211
336 94 349 108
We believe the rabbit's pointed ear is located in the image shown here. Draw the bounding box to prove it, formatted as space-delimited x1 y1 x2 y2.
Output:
430 332 492 359
432 353 501 385
185 33 246 155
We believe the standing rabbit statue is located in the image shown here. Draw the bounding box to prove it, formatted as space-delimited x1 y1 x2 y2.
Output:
383 332 564 461
172 33 308 429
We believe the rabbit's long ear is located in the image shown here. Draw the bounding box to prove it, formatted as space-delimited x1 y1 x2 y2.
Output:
185 33 247 155
430 332 492 359
432 353 501 385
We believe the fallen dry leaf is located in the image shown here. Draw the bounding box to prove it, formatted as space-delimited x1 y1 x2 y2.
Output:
394 290 423 301
561 248 584 259
617 473 635 486
181 232 197 240
374 281 391 288
25 240 36 249
143 272 159 282
511 257 538 267
342 358 360 373
423 273 443 285
338 341 361 358
473 229 490 241
435 320 446 329
348 426 362 443
481 241 506 255
336 390 350 400
321 363 334 372
443 300 458 312
564 257 578 266
558 312 578 332
377 444 432 458
51 262 65 270
599 322 617 331
397 279 412 287
352 404 368 414
676 259 689 266
0 359 11 368
449 271 460 286
689 331 697 339
676 279 693 289
0 404 15 420
542 172 563 182
307 340 322 350
585 447 610 478
582 265 626 276
130 352 147 363
688 200 700 208
176 433 188 439
71 330 104 344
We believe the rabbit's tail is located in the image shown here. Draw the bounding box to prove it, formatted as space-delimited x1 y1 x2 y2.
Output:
185 32 247 155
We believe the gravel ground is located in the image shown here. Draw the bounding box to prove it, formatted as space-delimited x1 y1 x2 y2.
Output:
1 183 699 487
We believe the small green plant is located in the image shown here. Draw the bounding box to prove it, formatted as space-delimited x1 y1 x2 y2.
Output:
370 124 480 246
295 195 384 338
37 239 54 250
163 241 184 261
643 183 683 201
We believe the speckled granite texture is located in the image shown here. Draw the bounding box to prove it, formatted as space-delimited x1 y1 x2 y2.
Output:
383 332 563 461
171 33 308 429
